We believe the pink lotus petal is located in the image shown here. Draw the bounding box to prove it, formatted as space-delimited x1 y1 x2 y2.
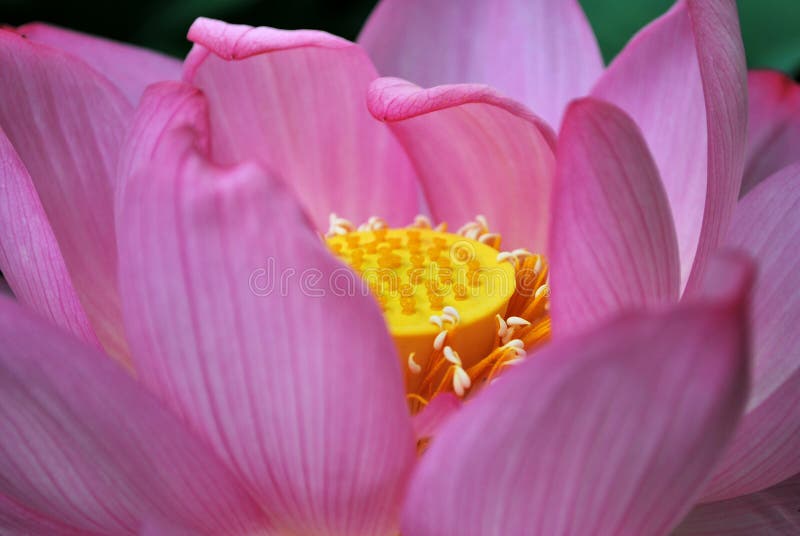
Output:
741 70 800 197
592 0 747 292
117 121 415 534
0 29 131 364
116 81 210 210
413 393 461 440
0 129 99 347
401 254 751 536
677 474 800 535
368 77 555 251
16 22 180 105
0 493 83 536
183 17 418 230
701 163 800 501
0 297 270 535
549 98 680 335
358 0 603 128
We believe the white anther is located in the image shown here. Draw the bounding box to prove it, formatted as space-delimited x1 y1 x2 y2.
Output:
502 338 526 357
507 316 531 327
407 352 422 375
442 313 456 325
501 328 516 345
496 314 508 338
497 251 516 263
465 228 480 240
503 356 525 366
533 255 543 275
503 339 525 351
412 215 433 228
535 284 550 300
476 215 489 229
442 306 460 324
478 233 500 244
511 248 533 259
327 213 354 236
366 216 388 230
457 222 479 235
433 330 448 351
429 315 443 329
452 366 472 397
443 346 462 366
434 222 447 232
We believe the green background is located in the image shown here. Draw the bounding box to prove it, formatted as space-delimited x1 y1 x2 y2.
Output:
2 0 799 76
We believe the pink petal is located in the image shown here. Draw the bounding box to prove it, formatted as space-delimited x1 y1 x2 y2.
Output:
368 77 556 250
116 80 210 210
358 0 603 128
0 297 269 535
16 22 180 106
401 254 751 536
592 0 748 291
413 393 461 440
0 493 83 536
677 474 800 535
0 129 99 347
183 17 418 230
701 163 800 501
741 70 800 197
117 122 415 534
549 98 680 335
0 29 131 364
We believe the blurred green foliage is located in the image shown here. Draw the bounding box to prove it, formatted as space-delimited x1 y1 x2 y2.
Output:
2 0 799 76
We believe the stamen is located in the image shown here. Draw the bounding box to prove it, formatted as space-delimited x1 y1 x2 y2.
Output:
507 316 531 327
479 233 501 244
535 284 550 300
433 330 448 351
443 346 462 366
325 215 551 413
442 306 461 324
407 352 422 374
452 366 472 397
496 314 508 338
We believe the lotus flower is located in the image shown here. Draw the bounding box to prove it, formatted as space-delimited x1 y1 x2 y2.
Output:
1 0 799 534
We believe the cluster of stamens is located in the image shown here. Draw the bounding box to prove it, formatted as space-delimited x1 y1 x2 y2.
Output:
325 214 551 417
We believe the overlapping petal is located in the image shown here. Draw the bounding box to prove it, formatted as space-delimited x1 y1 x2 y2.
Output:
549 98 680 335
592 0 748 291
358 0 603 128
412 393 461 440
401 254 751 536
0 129 98 347
16 22 180 105
0 297 269 535
741 70 800 196
701 163 800 500
368 78 555 251
183 17 418 230
115 80 209 210
677 474 800 535
0 29 131 364
117 105 415 534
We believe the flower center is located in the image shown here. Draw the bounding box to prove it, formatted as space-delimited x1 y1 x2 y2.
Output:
326 215 552 414
326 227 516 370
